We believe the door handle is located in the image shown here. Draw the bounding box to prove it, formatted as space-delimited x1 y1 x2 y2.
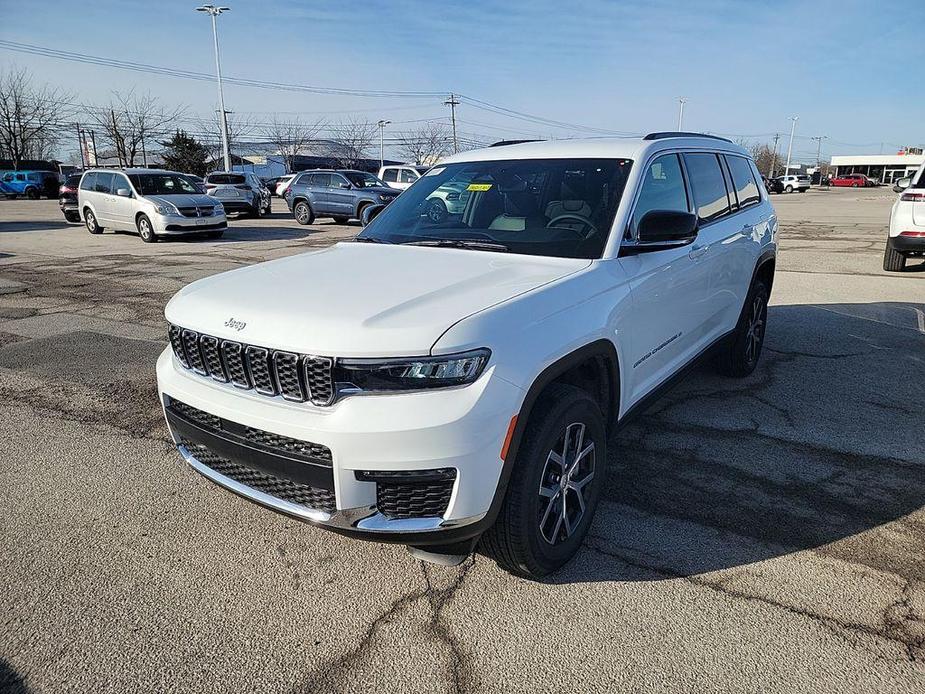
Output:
689 244 708 259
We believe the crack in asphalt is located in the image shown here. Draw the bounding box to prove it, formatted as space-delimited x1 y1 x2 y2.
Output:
583 537 925 664
293 557 477 694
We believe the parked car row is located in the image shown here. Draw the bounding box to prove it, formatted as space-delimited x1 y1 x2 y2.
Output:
283 169 400 225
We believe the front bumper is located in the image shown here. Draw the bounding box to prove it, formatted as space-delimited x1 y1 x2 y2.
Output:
152 213 228 234
156 347 524 544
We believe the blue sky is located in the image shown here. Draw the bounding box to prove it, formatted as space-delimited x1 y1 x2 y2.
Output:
2 0 922 161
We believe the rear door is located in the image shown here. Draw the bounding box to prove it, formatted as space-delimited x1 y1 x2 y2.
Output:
92 172 116 223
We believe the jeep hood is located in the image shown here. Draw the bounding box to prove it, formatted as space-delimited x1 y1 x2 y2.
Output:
165 242 589 357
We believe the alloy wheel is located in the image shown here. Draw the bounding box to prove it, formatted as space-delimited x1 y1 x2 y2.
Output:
538 421 596 545
745 294 765 364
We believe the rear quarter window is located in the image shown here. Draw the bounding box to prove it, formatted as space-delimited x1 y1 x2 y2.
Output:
79 172 97 190
725 155 761 209
683 153 731 223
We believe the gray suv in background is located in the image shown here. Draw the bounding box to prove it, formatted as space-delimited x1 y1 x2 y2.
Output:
204 171 271 216
284 169 399 225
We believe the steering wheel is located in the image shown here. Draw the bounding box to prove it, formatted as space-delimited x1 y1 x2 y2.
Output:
546 214 597 237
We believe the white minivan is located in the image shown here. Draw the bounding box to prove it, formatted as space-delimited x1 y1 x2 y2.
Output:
78 168 227 243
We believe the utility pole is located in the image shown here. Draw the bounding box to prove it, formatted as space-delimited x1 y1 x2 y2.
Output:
377 119 390 169
784 115 799 176
111 109 123 166
769 133 780 178
811 135 827 185
141 133 148 168
76 124 86 169
444 93 460 154
89 131 98 167
197 5 232 172
677 97 687 130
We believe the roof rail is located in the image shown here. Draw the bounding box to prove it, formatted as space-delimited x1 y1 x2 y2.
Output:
643 131 733 143
489 139 544 147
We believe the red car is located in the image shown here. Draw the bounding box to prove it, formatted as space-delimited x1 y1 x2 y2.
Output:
830 173 874 188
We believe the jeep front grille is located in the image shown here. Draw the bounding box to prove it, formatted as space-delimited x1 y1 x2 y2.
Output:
168 324 335 406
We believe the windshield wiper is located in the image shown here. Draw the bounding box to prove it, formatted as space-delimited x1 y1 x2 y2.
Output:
354 236 392 244
402 238 510 252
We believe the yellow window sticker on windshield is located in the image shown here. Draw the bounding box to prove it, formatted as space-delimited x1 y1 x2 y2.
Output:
467 183 493 192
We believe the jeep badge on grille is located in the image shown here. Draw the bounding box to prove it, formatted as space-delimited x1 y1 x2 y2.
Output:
224 317 246 331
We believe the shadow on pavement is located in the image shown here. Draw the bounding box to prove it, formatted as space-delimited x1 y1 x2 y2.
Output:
543 302 925 584
0 658 31 694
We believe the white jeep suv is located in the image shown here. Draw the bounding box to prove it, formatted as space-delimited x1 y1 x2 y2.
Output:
157 133 777 577
883 162 925 272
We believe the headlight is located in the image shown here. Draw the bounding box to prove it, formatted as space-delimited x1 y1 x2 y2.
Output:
334 349 490 394
154 202 179 216
214 203 225 214
379 194 394 203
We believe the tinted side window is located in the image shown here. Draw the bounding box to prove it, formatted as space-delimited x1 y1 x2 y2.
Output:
80 172 97 190
310 173 331 188
683 153 731 223
400 169 418 183
95 172 115 194
111 174 131 194
726 156 761 208
632 154 689 234
382 169 398 183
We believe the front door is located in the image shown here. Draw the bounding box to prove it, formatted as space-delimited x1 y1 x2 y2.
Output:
327 173 355 215
108 173 136 230
617 153 710 405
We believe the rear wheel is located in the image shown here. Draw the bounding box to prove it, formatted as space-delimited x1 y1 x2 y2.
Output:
25 187 39 200
714 278 769 377
64 210 81 223
785 185 793 193
293 201 314 225
883 237 907 272
332 215 350 225
137 214 156 243
84 208 102 234
481 383 606 578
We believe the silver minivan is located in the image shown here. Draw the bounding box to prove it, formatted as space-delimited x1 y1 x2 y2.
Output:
78 168 228 243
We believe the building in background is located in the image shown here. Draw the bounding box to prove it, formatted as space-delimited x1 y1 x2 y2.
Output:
829 148 924 184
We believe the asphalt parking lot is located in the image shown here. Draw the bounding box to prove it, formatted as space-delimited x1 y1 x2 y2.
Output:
1 190 923 693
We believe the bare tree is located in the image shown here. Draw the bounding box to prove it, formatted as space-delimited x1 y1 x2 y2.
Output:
196 111 258 169
263 115 325 172
398 122 453 165
90 90 185 167
0 66 73 168
324 118 376 169
747 141 781 178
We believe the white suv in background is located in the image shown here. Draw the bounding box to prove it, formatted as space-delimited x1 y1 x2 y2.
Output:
379 164 429 190
157 133 777 577
779 174 811 193
884 162 925 271
78 169 228 243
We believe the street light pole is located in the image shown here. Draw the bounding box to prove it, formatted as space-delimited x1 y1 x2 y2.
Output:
377 120 390 169
197 5 232 172
677 97 687 130
784 115 799 176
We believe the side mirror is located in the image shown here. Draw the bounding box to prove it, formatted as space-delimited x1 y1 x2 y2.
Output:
637 210 698 247
116 188 132 197
360 203 385 227
895 176 913 192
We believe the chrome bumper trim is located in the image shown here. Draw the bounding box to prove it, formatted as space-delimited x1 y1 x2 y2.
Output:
179 444 486 534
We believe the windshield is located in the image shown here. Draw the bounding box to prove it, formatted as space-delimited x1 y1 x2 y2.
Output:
344 171 385 188
129 173 198 196
357 158 632 259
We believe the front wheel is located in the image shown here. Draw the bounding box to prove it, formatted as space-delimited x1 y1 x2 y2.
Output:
481 383 606 578
85 209 103 234
427 199 448 223
206 229 225 240
883 238 907 272
714 278 769 377
293 201 314 225
785 185 793 193
137 214 157 243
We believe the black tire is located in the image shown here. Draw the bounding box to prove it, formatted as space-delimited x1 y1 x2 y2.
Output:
137 214 157 243
481 383 606 578
427 199 448 223
714 278 769 378
883 237 907 272
356 203 372 226
206 229 224 240
293 200 314 225
331 215 350 225
798 188 805 193
785 185 793 193
25 187 39 200
84 208 103 234
64 211 81 223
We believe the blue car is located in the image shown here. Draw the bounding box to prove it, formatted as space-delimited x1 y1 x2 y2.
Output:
1 170 60 199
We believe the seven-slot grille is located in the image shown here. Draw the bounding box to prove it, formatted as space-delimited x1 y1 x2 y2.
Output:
177 205 215 217
168 324 335 406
